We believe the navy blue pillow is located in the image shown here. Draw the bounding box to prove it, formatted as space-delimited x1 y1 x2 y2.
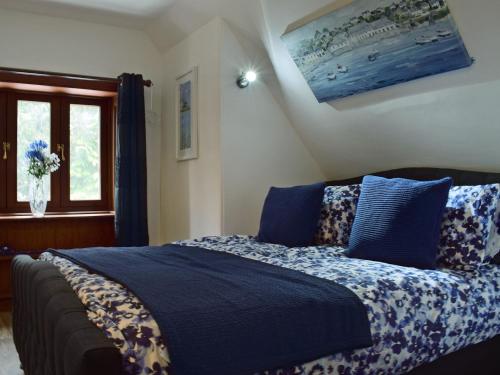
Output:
257 182 326 247
347 176 452 269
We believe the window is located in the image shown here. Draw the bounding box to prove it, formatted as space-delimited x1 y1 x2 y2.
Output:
17 100 52 202
0 91 114 213
69 103 101 201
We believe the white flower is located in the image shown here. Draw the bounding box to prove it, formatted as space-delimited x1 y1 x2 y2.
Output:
46 153 61 173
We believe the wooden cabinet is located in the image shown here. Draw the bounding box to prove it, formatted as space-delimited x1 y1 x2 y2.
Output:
0 212 115 310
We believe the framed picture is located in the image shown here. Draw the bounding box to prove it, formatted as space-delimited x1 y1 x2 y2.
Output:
175 67 198 161
281 0 473 102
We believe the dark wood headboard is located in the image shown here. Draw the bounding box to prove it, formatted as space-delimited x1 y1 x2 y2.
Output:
327 168 500 186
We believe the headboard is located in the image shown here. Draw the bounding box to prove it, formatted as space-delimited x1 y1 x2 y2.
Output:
326 168 500 186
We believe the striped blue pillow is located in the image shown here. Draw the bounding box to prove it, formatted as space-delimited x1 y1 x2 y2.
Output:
347 176 452 269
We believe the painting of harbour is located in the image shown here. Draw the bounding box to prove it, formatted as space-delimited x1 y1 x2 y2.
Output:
281 0 473 102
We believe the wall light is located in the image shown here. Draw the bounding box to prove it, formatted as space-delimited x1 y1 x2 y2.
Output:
236 70 257 89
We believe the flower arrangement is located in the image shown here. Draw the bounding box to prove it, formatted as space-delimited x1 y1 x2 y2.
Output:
25 140 60 178
25 140 60 217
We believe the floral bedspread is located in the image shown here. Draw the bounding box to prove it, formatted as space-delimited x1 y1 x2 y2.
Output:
41 235 500 375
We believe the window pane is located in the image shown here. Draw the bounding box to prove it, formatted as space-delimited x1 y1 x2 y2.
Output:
70 104 101 201
17 100 51 202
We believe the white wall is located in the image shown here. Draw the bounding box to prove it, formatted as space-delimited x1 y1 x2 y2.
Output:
260 0 500 179
219 22 324 235
160 18 325 241
161 19 223 242
0 8 164 244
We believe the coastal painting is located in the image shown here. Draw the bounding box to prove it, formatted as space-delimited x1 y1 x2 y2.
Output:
281 0 473 102
176 67 198 161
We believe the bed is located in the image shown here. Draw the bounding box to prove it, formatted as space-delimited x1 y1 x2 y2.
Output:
11 168 500 375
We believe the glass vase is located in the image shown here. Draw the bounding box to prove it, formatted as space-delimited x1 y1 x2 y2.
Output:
29 174 49 217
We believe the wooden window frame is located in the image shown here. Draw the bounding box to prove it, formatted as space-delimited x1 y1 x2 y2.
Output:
60 96 114 211
0 88 115 214
0 69 119 94
6 91 62 212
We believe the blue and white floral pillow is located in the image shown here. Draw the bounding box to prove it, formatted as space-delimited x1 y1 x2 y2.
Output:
437 184 500 270
315 184 361 246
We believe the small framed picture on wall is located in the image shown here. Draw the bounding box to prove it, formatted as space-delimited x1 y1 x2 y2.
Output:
175 66 198 161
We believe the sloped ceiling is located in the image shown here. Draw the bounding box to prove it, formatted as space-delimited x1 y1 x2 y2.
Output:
146 0 264 54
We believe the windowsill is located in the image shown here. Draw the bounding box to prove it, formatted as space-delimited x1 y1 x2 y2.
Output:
0 211 115 221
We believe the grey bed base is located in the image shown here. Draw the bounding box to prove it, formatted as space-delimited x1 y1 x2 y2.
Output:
11 255 122 375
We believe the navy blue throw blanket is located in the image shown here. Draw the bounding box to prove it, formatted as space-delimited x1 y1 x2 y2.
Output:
51 245 372 375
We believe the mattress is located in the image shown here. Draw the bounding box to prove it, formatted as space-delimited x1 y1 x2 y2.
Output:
40 235 500 375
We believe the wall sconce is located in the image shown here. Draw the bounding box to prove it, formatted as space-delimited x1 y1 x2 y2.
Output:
236 70 257 88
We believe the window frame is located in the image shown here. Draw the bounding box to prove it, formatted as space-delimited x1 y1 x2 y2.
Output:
0 88 114 214
5 91 62 212
60 96 113 211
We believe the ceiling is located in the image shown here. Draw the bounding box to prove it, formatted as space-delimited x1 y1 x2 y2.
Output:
146 0 264 54
0 0 175 28
0 0 264 53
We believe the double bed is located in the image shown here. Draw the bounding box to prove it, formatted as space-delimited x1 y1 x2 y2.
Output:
11 168 500 375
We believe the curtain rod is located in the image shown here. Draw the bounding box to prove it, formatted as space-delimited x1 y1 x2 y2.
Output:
0 66 153 87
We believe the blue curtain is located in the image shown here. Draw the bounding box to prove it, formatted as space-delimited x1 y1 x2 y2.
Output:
115 73 149 246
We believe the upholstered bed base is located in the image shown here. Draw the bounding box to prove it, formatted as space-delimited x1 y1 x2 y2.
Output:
11 255 121 375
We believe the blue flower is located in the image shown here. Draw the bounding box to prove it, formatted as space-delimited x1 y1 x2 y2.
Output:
28 140 48 151
25 140 48 161
25 149 44 161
